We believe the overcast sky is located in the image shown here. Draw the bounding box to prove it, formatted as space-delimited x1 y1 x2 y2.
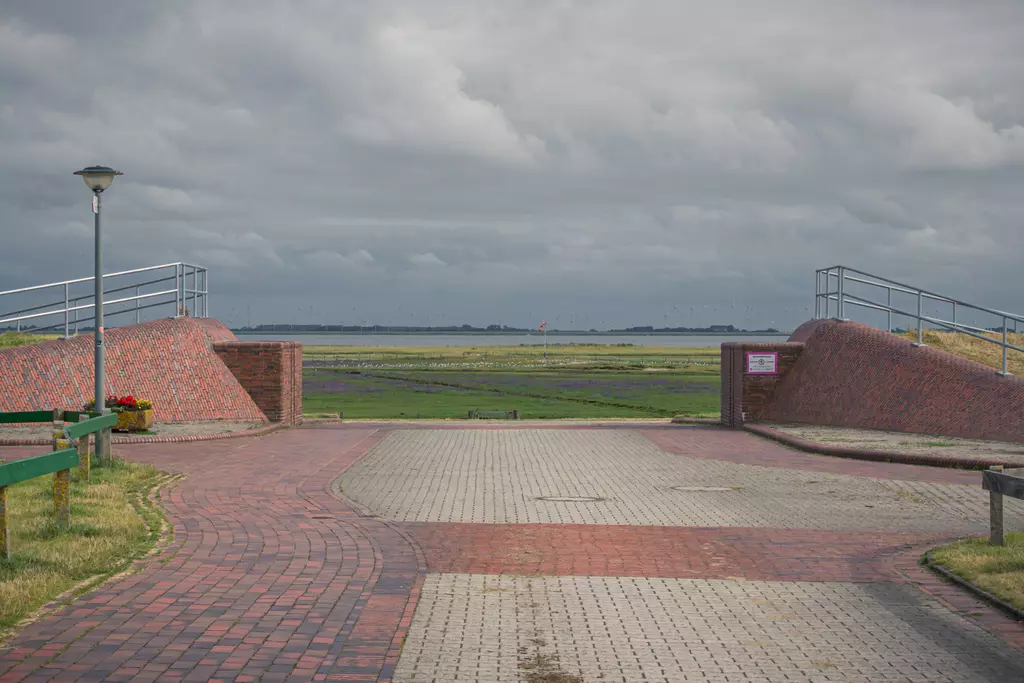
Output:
2 1 1023 331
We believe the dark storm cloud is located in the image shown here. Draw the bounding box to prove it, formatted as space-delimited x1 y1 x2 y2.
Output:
2 1 1023 329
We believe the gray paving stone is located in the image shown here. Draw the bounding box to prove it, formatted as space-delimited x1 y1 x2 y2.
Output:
394 574 1024 683
339 429 1024 531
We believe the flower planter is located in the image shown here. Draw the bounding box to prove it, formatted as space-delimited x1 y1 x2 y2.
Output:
115 409 154 433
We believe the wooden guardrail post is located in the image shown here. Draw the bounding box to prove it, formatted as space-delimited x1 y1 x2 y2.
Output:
77 414 91 481
0 480 8 561
989 465 1005 546
52 409 71 528
96 425 111 468
0 458 8 561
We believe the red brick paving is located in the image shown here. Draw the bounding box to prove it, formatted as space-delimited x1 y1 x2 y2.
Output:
0 427 422 683
404 522 952 582
0 424 1020 682
645 425 981 484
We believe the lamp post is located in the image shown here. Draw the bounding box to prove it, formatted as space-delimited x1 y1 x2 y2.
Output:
73 166 123 463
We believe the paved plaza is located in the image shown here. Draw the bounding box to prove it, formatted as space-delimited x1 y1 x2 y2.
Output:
338 429 1024 531
1 424 1023 682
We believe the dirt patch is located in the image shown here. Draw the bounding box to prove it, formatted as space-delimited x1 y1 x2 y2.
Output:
765 423 1024 466
518 634 584 683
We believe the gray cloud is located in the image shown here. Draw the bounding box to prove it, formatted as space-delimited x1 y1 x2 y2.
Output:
2 0 1023 331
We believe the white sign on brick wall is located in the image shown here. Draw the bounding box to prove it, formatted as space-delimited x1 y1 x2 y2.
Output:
745 351 778 375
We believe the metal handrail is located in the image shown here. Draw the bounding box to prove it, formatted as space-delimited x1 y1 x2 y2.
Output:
0 262 184 296
819 265 1023 322
815 265 1021 375
0 262 209 337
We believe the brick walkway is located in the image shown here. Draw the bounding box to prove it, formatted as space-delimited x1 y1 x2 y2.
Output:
1 424 1023 682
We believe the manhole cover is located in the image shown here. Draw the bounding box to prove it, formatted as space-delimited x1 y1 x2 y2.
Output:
535 495 605 503
671 486 734 492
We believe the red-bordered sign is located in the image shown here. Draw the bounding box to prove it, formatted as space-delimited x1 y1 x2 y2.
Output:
745 351 778 375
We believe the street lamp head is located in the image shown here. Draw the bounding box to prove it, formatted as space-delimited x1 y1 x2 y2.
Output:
73 165 123 192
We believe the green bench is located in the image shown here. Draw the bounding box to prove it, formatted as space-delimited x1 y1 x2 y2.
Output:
468 409 521 420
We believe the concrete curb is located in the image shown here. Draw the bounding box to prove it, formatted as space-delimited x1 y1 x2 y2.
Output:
924 551 1024 622
0 422 290 446
670 417 722 425
743 423 1014 470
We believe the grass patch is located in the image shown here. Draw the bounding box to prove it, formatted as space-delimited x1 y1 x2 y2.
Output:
0 332 59 349
303 344 721 419
304 365 720 419
905 329 1024 375
929 532 1024 610
0 458 166 634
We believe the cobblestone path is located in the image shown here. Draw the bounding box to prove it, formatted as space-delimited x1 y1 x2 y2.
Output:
1 424 1022 682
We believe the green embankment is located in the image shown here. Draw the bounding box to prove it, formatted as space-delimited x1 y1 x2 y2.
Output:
0 332 59 349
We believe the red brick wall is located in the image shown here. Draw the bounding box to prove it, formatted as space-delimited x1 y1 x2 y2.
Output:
759 319 1024 442
213 341 303 425
0 318 267 423
721 342 805 427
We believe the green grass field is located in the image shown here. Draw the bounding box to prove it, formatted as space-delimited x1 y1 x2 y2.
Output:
303 344 720 419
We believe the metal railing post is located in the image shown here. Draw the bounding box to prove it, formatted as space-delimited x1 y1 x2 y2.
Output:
175 264 181 316
916 290 924 346
1002 318 1010 375
837 267 845 320
64 283 70 339
952 302 957 326
814 271 820 319
886 287 892 333
135 285 141 324
204 269 209 317
73 298 78 335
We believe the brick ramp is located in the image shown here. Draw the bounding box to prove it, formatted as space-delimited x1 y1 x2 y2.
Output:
760 319 1024 443
0 318 266 423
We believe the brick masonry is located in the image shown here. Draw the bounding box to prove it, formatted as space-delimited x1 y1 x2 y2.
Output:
758 319 1024 443
213 340 303 425
0 318 266 423
720 341 804 427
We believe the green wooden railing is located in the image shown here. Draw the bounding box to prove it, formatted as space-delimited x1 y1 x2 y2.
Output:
0 410 117 560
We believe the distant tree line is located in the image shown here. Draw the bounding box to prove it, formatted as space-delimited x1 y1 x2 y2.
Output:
232 323 782 334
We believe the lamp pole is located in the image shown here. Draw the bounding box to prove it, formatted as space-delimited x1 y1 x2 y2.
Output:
93 189 103 421
74 166 123 463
